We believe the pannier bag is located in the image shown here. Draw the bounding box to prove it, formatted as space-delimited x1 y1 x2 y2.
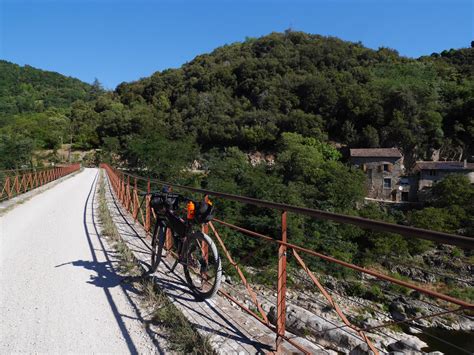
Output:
195 197 214 223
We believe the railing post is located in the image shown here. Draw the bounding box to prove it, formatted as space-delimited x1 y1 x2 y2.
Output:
22 174 27 193
15 175 20 194
120 173 125 203
5 177 11 199
133 177 138 221
276 211 288 352
126 175 130 210
145 179 151 232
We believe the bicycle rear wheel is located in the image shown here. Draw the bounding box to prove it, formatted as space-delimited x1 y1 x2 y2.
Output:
183 231 222 300
150 223 166 273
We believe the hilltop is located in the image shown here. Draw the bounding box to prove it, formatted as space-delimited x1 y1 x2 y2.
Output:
105 32 473 163
2 33 473 164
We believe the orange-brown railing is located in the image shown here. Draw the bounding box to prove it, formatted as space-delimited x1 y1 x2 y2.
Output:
0 164 81 202
101 163 473 354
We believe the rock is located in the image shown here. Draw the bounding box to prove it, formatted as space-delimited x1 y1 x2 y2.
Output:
384 261 437 283
407 326 422 334
389 297 424 322
387 337 428 353
349 343 375 355
261 302 272 314
459 316 474 331
247 151 275 167
413 318 431 328
361 317 379 329
389 301 407 321
282 335 328 354
224 275 233 284
190 159 202 171
268 304 367 351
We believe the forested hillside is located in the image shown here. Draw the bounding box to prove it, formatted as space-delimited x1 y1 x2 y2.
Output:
0 60 95 116
1 32 473 281
64 32 473 271
0 61 98 168
88 32 472 166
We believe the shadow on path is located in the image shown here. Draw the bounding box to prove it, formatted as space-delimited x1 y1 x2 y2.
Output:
102 174 273 353
57 171 164 354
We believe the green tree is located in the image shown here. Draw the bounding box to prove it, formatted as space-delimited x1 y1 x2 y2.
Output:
0 134 35 169
126 132 197 181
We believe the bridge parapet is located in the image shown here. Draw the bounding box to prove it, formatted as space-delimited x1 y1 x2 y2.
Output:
101 163 473 354
0 164 81 202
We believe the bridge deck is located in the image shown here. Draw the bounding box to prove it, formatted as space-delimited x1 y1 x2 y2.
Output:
0 168 159 353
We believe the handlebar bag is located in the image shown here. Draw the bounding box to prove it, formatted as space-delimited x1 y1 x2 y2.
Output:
151 195 179 211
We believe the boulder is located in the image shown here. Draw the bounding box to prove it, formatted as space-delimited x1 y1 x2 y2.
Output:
349 343 375 355
407 326 422 334
389 297 424 322
388 301 407 321
387 337 428 353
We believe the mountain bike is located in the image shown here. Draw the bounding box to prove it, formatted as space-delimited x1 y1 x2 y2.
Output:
142 188 222 300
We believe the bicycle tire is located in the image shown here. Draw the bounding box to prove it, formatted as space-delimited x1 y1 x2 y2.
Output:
150 222 166 273
183 231 222 300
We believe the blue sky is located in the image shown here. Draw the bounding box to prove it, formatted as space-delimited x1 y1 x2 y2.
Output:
1 0 472 89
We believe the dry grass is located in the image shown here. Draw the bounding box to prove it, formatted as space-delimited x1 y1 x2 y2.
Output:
140 278 214 353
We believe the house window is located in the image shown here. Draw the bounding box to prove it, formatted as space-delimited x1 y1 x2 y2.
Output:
383 178 391 189
384 164 389 172
400 177 409 186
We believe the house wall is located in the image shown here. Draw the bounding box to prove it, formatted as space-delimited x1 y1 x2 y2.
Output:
418 170 474 190
351 156 404 201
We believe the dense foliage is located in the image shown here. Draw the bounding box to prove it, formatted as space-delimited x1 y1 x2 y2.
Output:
0 60 95 116
1 32 472 272
0 61 97 164
103 32 473 165
409 174 474 235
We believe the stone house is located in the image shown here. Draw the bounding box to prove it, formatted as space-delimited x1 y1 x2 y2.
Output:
414 161 474 191
350 148 407 202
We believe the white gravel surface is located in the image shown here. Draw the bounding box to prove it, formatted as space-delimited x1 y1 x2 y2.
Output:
0 168 159 354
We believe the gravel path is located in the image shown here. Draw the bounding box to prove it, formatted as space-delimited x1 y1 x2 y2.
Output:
0 168 159 354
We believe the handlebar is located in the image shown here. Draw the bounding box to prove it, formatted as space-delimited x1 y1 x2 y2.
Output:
138 189 214 223
138 191 180 197
138 191 192 203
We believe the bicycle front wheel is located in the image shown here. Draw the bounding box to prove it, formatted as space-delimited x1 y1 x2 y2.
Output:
184 231 222 300
150 223 166 273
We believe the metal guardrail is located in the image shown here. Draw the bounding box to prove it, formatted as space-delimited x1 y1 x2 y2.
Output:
0 164 81 202
101 163 474 354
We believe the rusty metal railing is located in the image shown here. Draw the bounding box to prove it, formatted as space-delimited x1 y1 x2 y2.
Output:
0 164 81 202
101 163 474 354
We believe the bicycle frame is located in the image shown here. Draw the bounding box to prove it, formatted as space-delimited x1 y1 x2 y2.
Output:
153 207 194 260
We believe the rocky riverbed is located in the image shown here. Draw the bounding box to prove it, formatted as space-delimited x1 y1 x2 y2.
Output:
221 249 473 354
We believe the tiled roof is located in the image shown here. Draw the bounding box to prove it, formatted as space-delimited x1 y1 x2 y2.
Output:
414 161 474 171
350 148 402 158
